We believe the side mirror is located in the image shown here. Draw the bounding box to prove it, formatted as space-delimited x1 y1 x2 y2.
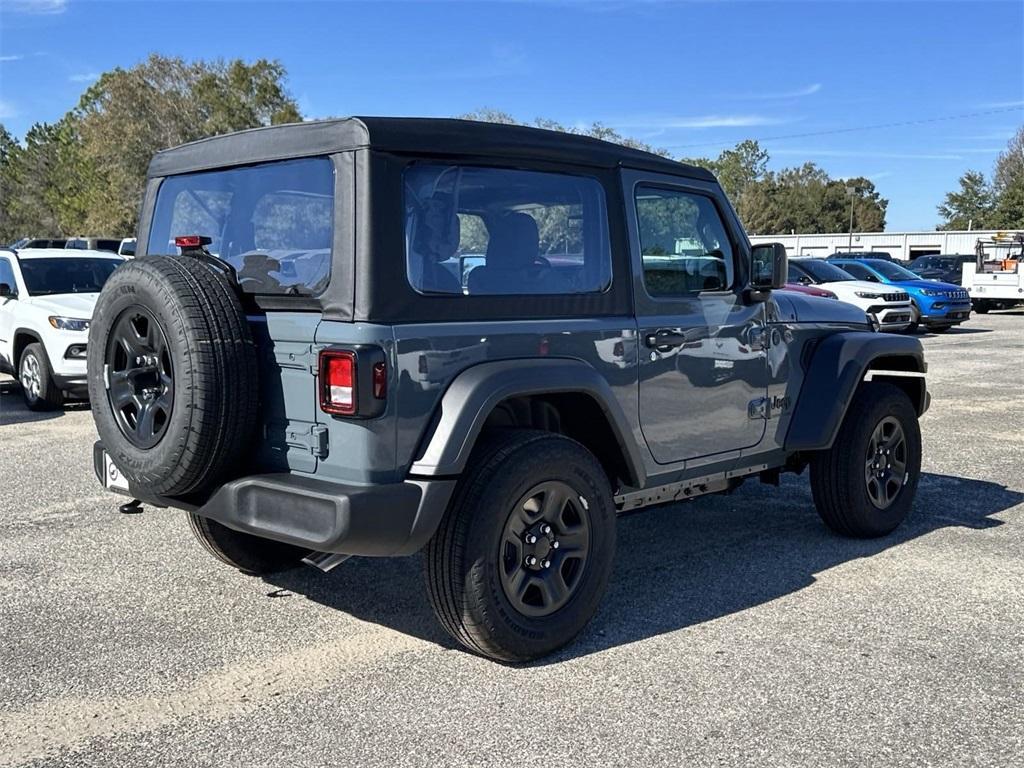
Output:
0 282 15 299
751 243 788 291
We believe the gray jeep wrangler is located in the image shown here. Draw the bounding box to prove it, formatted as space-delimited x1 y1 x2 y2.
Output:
88 117 928 662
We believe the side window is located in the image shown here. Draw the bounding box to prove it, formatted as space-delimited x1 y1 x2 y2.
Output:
634 186 735 297
404 164 612 296
0 257 16 292
842 262 874 281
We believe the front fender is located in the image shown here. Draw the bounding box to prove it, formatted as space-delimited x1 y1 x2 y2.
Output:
785 332 926 452
408 357 645 486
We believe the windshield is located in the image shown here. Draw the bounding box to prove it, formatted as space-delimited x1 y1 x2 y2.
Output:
20 257 121 295
146 157 335 296
871 261 920 281
795 259 854 282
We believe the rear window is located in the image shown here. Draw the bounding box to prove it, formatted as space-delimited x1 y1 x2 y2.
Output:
404 164 612 296
147 157 334 296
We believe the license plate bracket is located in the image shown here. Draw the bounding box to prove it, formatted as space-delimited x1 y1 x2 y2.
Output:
104 452 130 492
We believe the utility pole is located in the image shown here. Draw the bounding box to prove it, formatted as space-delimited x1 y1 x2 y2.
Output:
846 186 857 251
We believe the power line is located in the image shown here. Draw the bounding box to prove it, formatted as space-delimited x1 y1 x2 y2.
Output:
664 105 1024 152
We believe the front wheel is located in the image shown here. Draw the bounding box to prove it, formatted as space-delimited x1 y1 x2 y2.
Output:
810 382 922 538
20 343 63 411
425 430 616 662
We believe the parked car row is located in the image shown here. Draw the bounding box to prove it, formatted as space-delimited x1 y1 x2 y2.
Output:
7 236 136 257
0 248 126 409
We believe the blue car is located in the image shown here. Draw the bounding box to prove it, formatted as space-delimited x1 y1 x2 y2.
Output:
831 258 971 333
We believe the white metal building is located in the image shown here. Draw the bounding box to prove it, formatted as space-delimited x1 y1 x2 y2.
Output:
748 229 1024 261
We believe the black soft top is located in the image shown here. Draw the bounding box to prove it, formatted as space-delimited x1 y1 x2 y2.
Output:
147 116 714 181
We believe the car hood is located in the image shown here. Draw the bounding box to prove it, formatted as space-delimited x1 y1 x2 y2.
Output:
816 279 895 295
26 293 100 317
773 292 869 325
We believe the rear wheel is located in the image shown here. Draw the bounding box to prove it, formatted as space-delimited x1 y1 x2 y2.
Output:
425 430 616 662
810 382 921 538
20 343 63 411
187 514 305 575
974 301 990 314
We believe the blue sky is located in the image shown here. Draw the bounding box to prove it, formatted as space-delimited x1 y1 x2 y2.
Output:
1 0 1021 230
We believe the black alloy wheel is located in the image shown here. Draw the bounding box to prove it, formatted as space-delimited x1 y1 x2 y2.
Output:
864 416 908 510
105 306 174 449
498 480 591 618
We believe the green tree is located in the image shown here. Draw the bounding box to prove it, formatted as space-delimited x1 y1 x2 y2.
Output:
742 165 887 235
937 170 994 230
0 124 19 243
990 126 1024 228
74 54 302 233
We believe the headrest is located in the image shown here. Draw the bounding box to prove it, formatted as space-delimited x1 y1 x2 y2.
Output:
486 212 539 268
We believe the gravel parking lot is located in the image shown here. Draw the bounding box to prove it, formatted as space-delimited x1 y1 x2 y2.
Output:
1 313 1022 768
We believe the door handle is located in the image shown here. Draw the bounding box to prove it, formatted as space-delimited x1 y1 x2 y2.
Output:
645 330 694 349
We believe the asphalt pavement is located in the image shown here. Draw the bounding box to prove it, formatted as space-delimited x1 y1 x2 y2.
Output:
1 312 1022 767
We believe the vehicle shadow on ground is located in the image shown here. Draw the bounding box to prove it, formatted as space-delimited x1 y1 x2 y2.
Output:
262 471 1023 663
0 380 90 425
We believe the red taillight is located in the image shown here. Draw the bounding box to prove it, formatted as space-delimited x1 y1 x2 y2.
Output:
320 350 356 415
174 234 212 249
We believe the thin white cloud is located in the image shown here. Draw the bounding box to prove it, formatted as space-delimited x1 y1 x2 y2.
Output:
740 83 823 100
615 114 790 130
0 99 16 120
5 0 68 14
980 99 1024 109
771 148 963 161
69 72 99 83
0 55 25 62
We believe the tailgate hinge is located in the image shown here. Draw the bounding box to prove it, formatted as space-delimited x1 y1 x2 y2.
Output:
286 424 330 458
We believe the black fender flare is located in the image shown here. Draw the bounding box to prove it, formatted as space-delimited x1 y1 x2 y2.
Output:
408 357 646 487
12 326 44 364
785 332 927 452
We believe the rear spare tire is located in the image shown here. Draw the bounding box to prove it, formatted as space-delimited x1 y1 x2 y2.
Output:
87 256 259 497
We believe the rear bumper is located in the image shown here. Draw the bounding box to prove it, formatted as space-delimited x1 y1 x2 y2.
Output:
93 442 455 557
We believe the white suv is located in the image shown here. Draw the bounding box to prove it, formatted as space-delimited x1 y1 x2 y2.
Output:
789 258 913 331
0 248 124 409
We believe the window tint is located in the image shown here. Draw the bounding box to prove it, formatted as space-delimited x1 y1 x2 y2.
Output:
404 165 612 296
871 261 918 281
793 259 854 283
634 187 734 296
147 158 334 296
838 261 874 280
0 257 16 290
19 257 121 296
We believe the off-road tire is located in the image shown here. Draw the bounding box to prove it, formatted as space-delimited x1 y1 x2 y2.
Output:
187 514 305 575
810 382 921 538
87 256 259 497
20 343 63 411
425 429 616 662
